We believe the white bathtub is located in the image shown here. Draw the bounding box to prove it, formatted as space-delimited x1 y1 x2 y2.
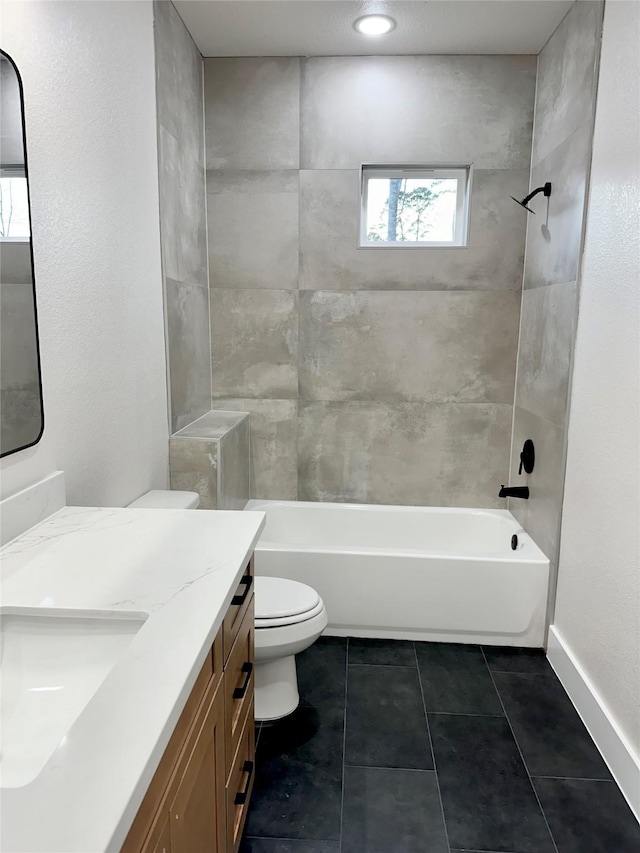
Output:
245 500 550 647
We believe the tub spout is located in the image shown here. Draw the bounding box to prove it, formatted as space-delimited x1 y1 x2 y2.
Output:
499 485 530 499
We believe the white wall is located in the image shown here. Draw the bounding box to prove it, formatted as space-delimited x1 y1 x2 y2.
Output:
0 0 169 506
554 0 640 761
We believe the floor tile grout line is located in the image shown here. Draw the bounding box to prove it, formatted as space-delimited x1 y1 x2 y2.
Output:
487 668 553 676
428 711 506 718
480 646 561 853
338 636 349 853
244 835 338 853
347 662 417 668
343 763 439 773
532 774 615 783
448 849 522 853
449 849 522 853
414 641 452 853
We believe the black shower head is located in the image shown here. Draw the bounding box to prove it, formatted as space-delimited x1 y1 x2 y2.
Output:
510 195 536 213
511 181 552 214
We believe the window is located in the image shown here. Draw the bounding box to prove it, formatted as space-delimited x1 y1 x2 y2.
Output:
360 165 471 248
0 175 30 239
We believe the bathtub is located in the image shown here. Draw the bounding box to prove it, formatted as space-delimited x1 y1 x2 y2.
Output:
245 500 550 647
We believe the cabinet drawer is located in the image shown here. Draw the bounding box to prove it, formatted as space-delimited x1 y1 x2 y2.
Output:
225 700 255 853
223 558 253 663
224 600 254 779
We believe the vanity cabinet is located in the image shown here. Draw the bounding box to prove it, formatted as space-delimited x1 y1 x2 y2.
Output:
122 558 255 853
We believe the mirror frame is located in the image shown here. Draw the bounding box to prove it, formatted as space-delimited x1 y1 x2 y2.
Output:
0 48 44 458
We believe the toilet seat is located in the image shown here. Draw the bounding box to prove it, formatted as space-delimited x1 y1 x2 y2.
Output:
255 577 323 628
256 599 325 628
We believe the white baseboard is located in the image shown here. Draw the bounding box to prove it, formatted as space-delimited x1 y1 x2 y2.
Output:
547 625 640 822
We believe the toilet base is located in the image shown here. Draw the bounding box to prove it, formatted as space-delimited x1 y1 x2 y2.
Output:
255 654 300 721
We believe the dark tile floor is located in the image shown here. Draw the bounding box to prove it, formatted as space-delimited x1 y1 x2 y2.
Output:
241 638 640 853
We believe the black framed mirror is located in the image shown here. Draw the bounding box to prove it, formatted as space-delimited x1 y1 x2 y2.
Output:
0 49 44 457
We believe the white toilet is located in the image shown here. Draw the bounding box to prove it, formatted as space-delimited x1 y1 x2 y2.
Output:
128 490 328 722
254 576 328 721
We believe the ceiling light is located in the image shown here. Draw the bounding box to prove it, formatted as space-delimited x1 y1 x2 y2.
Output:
354 14 396 36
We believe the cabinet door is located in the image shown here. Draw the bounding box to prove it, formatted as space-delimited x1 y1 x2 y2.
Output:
168 683 226 853
142 814 171 853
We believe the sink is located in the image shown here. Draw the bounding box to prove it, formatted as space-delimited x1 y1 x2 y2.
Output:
0 606 147 788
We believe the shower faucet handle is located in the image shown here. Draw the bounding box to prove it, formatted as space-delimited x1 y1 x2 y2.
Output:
518 439 535 476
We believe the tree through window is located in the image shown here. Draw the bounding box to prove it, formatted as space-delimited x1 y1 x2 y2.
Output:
360 166 471 247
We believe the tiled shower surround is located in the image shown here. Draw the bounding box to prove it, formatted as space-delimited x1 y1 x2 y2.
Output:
509 1 603 570
156 2 603 525
204 55 536 505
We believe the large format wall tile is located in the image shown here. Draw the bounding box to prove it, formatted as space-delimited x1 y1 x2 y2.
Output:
509 406 566 561
155 3 207 288
165 279 211 434
159 128 208 287
218 414 250 509
207 171 299 289
204 58 300 170
516 282 577 427
155 1 210 429
169 436 218 509
532 1 603 166
175 144 208 287
154 0 204 167
524 123 593 289
170 412 250 509
211 289 298 399
299 169 528 291
301 56 536 170
299 290 519 404
158 127 181 282
298 401 511 507
213 399 298 500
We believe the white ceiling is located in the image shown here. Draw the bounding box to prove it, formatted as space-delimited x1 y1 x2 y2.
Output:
174 0 574 57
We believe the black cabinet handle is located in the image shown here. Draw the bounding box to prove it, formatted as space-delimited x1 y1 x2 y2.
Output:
231 574 253 606
234 760 254 805
233 662 253 699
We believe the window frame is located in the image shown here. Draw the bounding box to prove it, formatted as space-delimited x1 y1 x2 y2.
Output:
358 164 473 249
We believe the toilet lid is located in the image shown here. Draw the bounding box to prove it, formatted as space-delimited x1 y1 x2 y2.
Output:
255 577 320 620
255 599 326 628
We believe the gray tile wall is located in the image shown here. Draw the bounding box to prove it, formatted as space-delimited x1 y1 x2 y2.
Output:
169 411 250 509
154 1 211 433
205 54 537 505
509 2 603 564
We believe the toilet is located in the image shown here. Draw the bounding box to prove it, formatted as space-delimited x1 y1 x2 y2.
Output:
128 490 328 722
254 576 328 721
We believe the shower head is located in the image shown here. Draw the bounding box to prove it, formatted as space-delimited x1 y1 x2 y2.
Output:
511 181 552 214
510 196 537 213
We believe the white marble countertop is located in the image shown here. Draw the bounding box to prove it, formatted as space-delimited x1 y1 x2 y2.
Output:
0 505 265 853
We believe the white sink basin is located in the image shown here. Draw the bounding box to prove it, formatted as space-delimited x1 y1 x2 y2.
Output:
0 606 147 788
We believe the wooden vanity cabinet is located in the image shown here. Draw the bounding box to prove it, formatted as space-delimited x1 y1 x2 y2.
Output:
121 559 255 853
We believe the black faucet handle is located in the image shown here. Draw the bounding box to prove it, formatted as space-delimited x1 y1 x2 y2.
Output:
519 440 535 475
